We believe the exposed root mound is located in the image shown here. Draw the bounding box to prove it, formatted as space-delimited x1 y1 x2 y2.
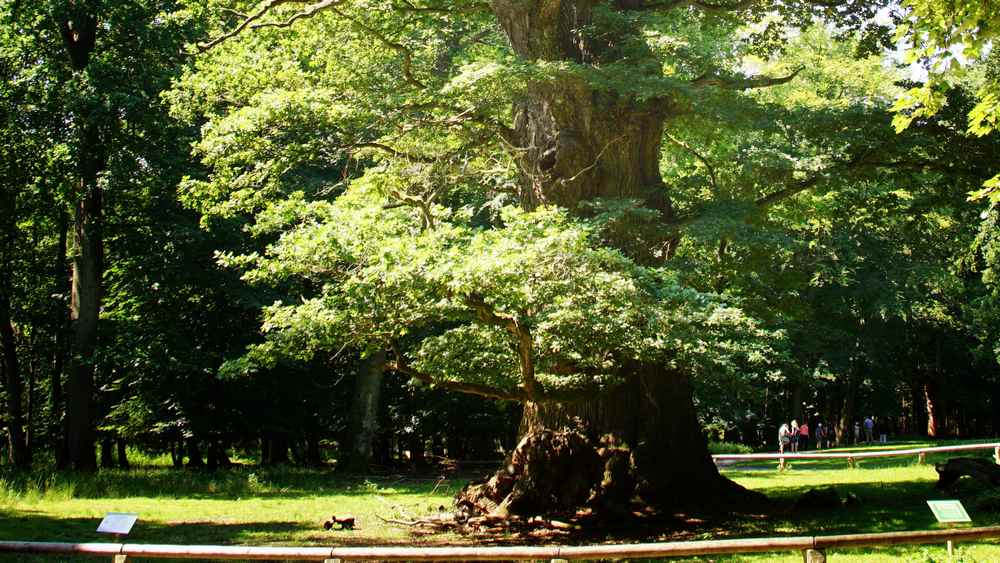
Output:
936 457 1000 489
455 426 637 520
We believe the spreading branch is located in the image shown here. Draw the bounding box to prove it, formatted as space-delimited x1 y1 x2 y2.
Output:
198 0 341 51
200 0 426 90
617 0 756 12
249 0 342 30
388 343 529 402
324 4 426 89
464 294 539 400
664 132 719 194
691 67 804 91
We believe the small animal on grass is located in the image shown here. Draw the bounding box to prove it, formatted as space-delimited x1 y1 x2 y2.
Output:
322 515 356 530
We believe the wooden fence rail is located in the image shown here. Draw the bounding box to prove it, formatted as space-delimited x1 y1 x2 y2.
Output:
3 526 1000 562
713 442 1000 469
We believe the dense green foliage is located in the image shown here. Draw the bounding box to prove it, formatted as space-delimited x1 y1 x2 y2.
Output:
0 0 998 479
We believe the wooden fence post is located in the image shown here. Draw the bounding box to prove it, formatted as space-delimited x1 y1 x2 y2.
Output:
803 548 826 562
993 446 999 465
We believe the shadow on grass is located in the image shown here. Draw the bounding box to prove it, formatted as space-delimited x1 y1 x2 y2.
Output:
0 510 315 563
0 507 440 562
750 477 1000 537
0 467 464 501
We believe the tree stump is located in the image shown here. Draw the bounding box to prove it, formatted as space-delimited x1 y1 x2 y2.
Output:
935 457 1000 489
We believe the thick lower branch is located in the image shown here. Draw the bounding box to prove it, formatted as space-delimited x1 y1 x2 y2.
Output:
389 360 529 402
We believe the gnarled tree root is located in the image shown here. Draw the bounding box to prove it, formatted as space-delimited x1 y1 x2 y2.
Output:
451 425 766 528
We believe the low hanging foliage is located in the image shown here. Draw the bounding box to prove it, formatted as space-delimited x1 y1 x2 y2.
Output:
219 163 777 403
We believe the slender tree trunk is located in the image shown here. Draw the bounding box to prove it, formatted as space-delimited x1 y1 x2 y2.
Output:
100 437 114 469
789 381 805 422
346 351 384 472
51 211 70 469
66 164 102 471
263 433 290 465
61 8 103 473
170 441 183 468
407 434 426 468
186 439 204 468
26 332 36 453
925 382 940 438
116 438 129 469
304 433 323 466
207 441 231 469
0 294 31 468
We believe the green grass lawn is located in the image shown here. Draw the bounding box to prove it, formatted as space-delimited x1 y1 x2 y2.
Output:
0 441 999 562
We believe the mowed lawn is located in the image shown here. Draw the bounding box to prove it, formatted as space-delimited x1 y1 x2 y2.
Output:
1 442 999 561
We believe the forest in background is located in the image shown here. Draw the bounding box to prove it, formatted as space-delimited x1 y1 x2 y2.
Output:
0 0 998 506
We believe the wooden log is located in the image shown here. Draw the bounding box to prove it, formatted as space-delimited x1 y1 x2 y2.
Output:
935 457 1000 489
803 548 826 562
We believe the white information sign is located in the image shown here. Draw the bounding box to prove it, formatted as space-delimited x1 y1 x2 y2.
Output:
927 500 971 524
97 512 139 536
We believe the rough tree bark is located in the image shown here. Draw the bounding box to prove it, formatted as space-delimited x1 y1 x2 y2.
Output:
65 131 103 471
480 0 761 511
346 351 384 472
61 11 104 472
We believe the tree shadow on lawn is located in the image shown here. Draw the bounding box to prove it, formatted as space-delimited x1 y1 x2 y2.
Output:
0 508 456 563
1 476 998 561
0 468 461 501
591 475 1000 545
750 476 1000 537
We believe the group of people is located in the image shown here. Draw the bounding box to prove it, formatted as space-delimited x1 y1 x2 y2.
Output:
778 416 887 452
777 419 833 453
852 416 886 444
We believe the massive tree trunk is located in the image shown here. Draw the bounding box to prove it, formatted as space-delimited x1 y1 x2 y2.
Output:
478 0 760 512
346 351 384 472
521 368 753 505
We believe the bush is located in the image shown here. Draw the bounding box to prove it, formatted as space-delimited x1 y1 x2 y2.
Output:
707 441 753 455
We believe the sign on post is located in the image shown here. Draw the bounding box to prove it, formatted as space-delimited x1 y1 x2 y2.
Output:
927 500 970 561
927 500 971 524
97 512 138 536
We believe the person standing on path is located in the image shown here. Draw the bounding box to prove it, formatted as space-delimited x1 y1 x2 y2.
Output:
799 421 810 451
778 423 790 454
790 420 800 453
815 423 825 450
854 420 861 444
864 416 874 444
